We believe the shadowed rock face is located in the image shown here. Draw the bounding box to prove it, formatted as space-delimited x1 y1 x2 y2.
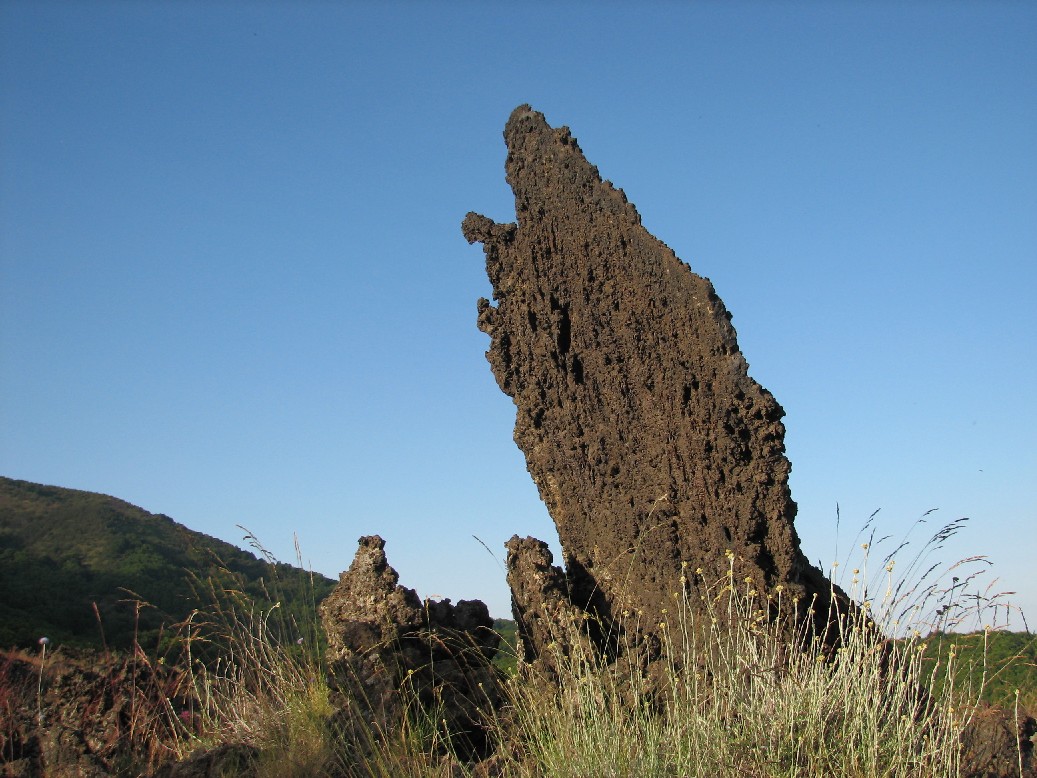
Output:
464 105 838 655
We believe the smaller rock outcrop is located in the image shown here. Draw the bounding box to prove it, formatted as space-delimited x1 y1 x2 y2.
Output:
319 536 503 760
504 536 599 681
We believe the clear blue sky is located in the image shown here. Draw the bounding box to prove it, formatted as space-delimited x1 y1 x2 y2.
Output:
2 2 1034 626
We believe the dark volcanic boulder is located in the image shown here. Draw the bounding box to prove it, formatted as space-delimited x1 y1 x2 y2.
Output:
319 536 503 760
463 105 841 659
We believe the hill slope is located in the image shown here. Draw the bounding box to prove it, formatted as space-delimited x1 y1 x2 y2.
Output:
0 476 335 650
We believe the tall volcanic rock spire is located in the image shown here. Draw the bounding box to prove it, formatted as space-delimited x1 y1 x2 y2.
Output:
463 105 837 656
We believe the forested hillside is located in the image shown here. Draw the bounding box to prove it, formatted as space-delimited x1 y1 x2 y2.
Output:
0 477 335 650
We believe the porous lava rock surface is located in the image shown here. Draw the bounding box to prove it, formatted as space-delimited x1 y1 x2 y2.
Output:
319 535 503 759
463 105 839 658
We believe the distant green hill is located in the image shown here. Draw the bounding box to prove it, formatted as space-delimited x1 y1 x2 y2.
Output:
0 476 336 651
920 629 1037 711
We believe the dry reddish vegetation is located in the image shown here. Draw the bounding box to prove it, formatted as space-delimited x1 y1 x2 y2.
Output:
1 645 190 776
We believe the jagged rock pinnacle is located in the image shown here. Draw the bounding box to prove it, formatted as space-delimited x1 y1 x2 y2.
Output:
464 106 839 655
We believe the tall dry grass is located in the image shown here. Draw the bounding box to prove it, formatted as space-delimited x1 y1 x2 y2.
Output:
492 513 1027 778
144 515 1026 777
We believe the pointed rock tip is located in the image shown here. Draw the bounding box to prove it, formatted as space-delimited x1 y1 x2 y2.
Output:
504 104 550 142
358 534 385 549
507 103 541 123
348 534 389 575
